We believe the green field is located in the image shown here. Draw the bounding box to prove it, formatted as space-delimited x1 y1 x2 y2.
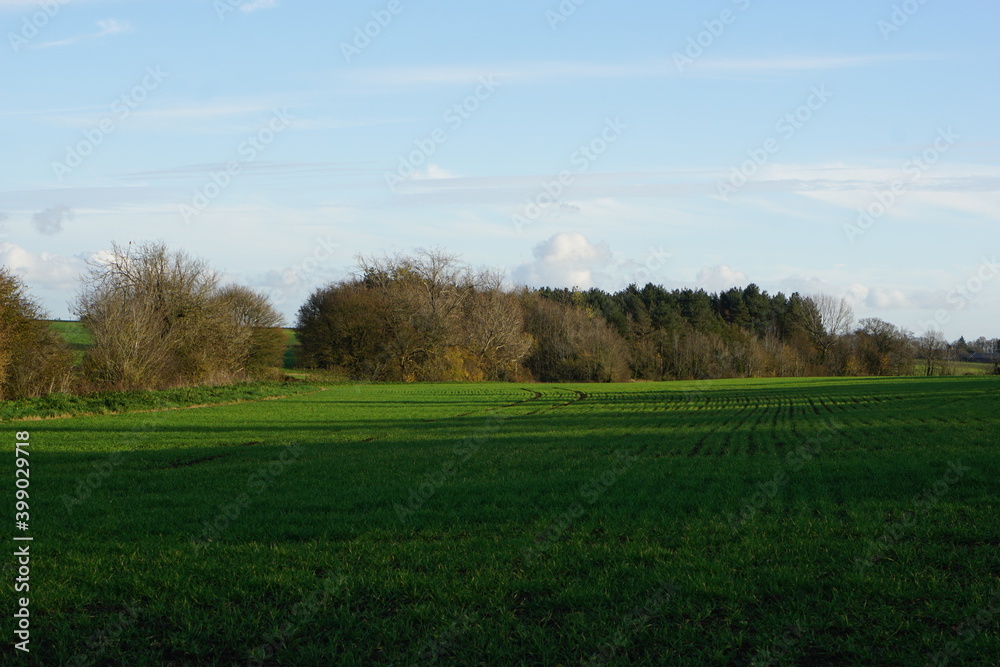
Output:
46 321 92 348
47 320 92 364
940 360 996 376
3 376 999 664
45 321 302 370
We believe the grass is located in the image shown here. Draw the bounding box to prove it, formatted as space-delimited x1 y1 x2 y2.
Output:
3 376 998 664
282 328 299 369
0 380 321 421
47 320 92 348
47 320 92 364
46 321 303 370
937 360 997 376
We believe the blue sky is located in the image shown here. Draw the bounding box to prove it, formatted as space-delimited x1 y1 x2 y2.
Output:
1 0 998 340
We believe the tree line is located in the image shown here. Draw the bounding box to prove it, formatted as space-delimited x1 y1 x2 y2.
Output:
296 249 999 382
0 241 284 400
1 243 996 400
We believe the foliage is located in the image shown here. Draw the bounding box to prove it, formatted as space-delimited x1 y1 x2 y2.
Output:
0 267 74 399
214 284 287 379
297 249 533 382
521 294 629 382
75 241 284 390
298 249 950 383
0 379 317 421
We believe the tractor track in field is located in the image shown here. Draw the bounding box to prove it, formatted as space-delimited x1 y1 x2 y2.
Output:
740 399 778 456
524 388 588 416
791 394 864 450
669 388 933 460
153 453 231 469
785 401 815 456
883 413 976 446
770 397 786 457
420 387 588 423
904 413 993 440
687 398 755 457
744 400 774 457
421 388 543 422
816 397 839 414
741 397 770 457
718 401 753 456
714 395 755 456
785 397 840 457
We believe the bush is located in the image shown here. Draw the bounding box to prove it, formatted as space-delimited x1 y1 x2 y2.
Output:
75 241 285 390
0 268 74 400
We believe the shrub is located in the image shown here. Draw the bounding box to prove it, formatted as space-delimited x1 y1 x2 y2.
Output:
76 241 285 390
0 268 74 399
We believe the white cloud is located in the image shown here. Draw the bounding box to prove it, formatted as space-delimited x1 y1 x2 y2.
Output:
865 287 912 310
341 53 944 88
342 62 668 88
695 53 942 73
696 265 748 292
512 232 612 289
240 0 277 12
0 0 79 6
0 242 84 291
33 18 132 49
411 164 455 181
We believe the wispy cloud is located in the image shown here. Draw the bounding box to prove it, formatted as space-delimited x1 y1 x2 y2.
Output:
695 53 944 73
33 18 132 49
32 205 73 235
28 98 299 135
342 53 945 88
411 164 456 181
756 162 1000 194
0 0 74 6
122 162 374 181
240 0 277 12
341 61 672 87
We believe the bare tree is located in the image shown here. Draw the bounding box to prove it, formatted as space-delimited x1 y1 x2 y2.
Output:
76 241 283 389
76 242 219 388
916 330 948 376
853 317 915 376
356 248 480 380
214 285 286 379
462 271 533 380
522 295 629 382
801 294 854 365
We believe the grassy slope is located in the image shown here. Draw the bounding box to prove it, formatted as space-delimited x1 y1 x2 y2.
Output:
47 320 92 347
2 376 998 665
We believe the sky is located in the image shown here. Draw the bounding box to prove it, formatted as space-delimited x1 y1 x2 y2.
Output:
1 0 998 340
